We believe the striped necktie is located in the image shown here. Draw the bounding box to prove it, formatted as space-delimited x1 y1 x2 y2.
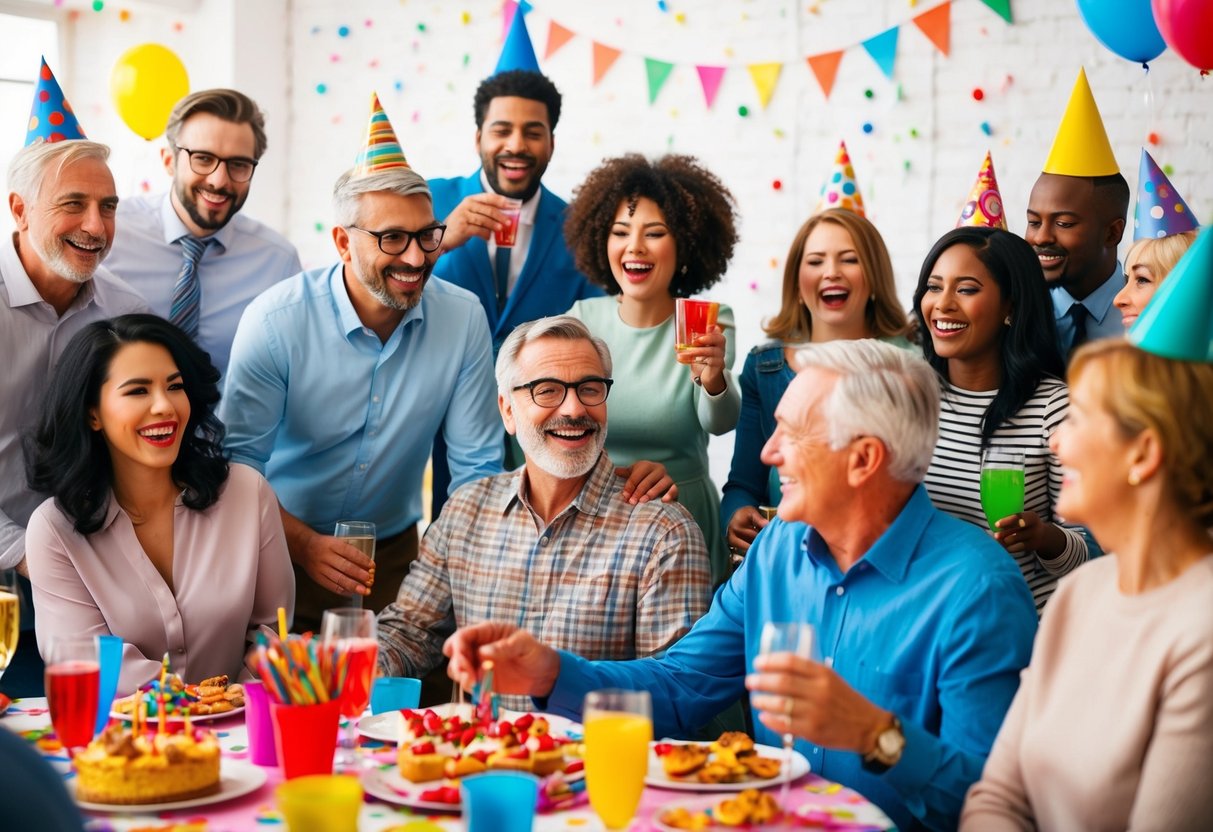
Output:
171 236 210 338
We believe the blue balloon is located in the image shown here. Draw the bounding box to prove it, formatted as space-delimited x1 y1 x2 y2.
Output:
1076 0 1167 64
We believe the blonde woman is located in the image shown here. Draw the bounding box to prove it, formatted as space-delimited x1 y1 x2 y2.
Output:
1114 229 1198 329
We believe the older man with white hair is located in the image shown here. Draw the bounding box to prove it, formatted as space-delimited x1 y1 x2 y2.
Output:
445 339 1038 831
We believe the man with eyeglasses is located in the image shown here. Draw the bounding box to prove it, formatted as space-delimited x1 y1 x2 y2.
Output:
376 315 710 709
104 89 300 377
220 140 503 633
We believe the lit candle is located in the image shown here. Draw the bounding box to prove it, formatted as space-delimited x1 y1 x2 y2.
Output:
157 653 169 736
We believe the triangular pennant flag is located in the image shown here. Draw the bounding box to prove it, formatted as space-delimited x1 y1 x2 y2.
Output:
1042 68 1118 177
747 62 782 109
806 51 845 99
957 151 1007 230
353 92 410 176
816 140 866 217
592 42 622 86
977 0 1013 23
696 65 726 109
26 57 87 145
645 58 675 105
913 2 952 57
861 26 899 80
496 4 540 74
1129 226 1213 362
544 20 575 60
1134 149 1199 240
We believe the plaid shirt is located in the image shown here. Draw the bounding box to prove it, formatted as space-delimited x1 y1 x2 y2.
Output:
377 454 711 701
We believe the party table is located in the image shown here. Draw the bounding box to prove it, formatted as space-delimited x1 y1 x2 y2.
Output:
2 698 895 831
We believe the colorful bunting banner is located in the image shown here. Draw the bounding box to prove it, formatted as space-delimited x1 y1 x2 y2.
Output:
696 65 726 109
645 58 675 104
913 2 952 56
592 41 622 86
544 20 575 60
806 51 845 98
747 63 782 109
978 0 1013 23
862 26 900 79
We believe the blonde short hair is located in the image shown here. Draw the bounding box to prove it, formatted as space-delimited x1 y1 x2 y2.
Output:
1070 339 1213 525
1125 230 1198 282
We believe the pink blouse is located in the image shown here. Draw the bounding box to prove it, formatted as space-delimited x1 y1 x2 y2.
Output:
26 463 294 695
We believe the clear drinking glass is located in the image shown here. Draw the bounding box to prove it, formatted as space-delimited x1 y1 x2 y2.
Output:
333 521 375 607
583 689 652 830
45 635 100 754
758 621 816 818
980 450 1026 532
0 570 18 685
320 607 378 772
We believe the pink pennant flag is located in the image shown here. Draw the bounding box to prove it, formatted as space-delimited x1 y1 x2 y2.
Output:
696 65 726 109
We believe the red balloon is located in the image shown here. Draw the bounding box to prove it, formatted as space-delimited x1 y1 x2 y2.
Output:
1152 0 1213 71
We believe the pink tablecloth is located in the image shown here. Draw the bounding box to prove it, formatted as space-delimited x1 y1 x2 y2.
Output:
2 698 894 831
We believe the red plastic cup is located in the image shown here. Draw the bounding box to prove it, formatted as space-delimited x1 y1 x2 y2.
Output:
494 199 523 247
270 699 341 779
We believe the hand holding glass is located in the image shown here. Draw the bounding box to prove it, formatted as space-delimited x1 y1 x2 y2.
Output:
584 689 652 830
320 608 378 772
674 298 720 352
333 520 375 606
0 570 18 684
45 635 100 753
758 622 815 815
980 450 1025 532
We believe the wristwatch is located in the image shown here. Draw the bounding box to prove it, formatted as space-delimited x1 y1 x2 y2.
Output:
861 715 905 774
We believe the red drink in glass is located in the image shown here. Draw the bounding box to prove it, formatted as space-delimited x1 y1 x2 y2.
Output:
674 299 720 352
337 637 379 718
494 199 523 247
46 660 100 749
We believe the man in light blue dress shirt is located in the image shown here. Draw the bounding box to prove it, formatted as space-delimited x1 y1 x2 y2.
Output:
220 162 502 632
444 340 1038 831
104 89 300 378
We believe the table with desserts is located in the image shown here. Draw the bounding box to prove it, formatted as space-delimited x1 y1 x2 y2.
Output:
2 697 895 831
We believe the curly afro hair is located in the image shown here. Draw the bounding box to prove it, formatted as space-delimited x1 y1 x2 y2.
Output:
564 154 738 297
474 70 562 132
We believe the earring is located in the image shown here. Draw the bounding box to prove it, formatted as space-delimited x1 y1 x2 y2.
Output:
1004 316 1012 326
680 264 688 275
1128 471 1141 486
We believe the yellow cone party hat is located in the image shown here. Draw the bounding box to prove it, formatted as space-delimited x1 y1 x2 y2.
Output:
1042 68 1118 177
815 140 866 217
956 151 1008 230
353 93 409 177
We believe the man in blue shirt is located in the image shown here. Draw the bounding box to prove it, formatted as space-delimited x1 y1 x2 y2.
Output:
444 340 1038 831
221 158 502 631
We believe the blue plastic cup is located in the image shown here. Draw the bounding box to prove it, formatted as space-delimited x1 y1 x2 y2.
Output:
370 676 421 715
461 771 539 832
93 635 123 735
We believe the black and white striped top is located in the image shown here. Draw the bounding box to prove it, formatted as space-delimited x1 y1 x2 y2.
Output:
924 376 1090 611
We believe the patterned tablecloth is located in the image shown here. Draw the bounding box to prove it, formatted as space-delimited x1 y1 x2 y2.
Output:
2 698 895 831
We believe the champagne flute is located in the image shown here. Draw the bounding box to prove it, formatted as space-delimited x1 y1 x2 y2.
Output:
980 450 1026 533
333 521 376 607
583 689 652 830
758 621 815 819
45 635 100 755
0 570 19 686
321 607 378 771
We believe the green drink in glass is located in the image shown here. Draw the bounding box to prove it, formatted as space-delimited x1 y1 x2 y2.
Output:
980 450 1025 532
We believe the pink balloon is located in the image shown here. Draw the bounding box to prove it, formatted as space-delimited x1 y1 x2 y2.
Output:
1152 0 1213 71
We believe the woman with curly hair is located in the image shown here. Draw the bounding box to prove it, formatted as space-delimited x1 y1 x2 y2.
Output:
721 208 911 555
24 314 294 693
564 154 740 582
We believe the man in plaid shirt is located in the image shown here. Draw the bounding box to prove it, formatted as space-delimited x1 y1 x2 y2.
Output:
377 316 711 706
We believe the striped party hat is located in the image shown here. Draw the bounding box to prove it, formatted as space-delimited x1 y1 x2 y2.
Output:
352 93 409 176
25 57 87 146
815 140 866 217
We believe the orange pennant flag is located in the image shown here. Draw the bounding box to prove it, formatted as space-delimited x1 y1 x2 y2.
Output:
545 20 575 60
912 1 952 56
806 51 844 99
591 41 622 86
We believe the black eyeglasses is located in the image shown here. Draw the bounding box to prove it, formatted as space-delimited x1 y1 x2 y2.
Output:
173 146 258 182
512 377 613 408
347 224 447 255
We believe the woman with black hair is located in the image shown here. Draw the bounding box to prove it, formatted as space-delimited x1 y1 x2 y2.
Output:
24 314 293 693
564 154 740 583
914 227 1096 611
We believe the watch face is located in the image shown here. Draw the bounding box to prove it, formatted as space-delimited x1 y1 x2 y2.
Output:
878 727 905 758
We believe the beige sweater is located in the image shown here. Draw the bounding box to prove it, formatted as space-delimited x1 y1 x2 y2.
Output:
961 554 1213 831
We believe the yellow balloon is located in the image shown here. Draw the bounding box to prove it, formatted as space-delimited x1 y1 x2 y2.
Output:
110 43 189 141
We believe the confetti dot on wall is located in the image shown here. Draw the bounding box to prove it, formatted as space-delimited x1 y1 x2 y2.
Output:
1147 132 1160 145
394 80 404 92
68 9 80 19
365 19 373 27
749 280 760 291
675 12 686 22
54 0 64 5
903 159 911 171
417 22 427 32
772 179 783 190
140 179 150 192
338 25 350 37
738 105 749 117
461 11 471 24
316 83 328 94
412 111 421 123
980 121 992 136
769 258 778 268
92 0 103 10
330 54 341 63
119 9 131 21
657 0 667 10
369 59 380 69
972 88 985 101
863 88 874 99
463 54 471 66
862 122 873 134
773 128 785 139
314 222 325 232
173 20 184 31
1163 163 1175 176
909 127 920 138
310 25 321 35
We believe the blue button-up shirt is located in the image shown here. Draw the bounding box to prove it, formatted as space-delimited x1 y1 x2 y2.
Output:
219 264 503 537
546 485 1037 831
1050 263 1124 355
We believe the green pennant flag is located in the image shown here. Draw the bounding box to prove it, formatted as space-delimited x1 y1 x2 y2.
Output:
978 0 1012 23
645 57 675 105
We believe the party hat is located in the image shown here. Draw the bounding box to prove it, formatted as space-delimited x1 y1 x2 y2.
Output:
495 6 541 74
1129 225 1213 362
956 151 1007 230
1133 149 1199 241
25 57 87 146
815 140 866 217
1042 68 1118 177
352 93 409 177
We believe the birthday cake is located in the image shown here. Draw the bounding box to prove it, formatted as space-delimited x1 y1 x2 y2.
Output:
397 709 577 783
73 723 221 805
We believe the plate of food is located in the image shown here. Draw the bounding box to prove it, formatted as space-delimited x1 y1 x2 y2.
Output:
358 703 581 745
654 789 784 830
111 674 246 722
647 733 809 792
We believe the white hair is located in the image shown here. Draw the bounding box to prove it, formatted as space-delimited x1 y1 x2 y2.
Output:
331 167 431 227
7 140 111 203
495 315 613 396
793 339 939 483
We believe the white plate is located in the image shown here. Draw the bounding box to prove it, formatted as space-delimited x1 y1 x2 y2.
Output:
652 791 893 831
69 761 268 813
645 741 810 792
360 765 465 813
358 704 582 745
110 705 245 724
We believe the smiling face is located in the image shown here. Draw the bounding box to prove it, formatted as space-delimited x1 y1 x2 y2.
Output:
501 336 608 481
335 191 439 313
12 156 117 285
476 96 553 202
163 112 255 236
799 220 871 337
89 341 191 476
920 244 1010 369
606 197 677 304
1025 173 1118 294
1113 259 1158 330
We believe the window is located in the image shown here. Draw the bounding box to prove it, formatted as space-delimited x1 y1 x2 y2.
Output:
0 11 60 229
